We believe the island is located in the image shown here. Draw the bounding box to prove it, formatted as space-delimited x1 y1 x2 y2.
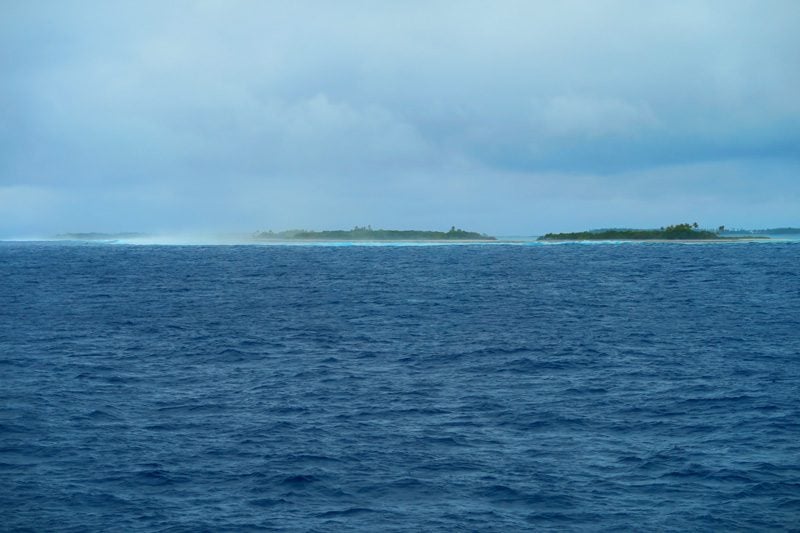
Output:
253 226 496 241
538 223 756 241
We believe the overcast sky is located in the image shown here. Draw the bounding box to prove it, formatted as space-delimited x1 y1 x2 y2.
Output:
1 0 798 237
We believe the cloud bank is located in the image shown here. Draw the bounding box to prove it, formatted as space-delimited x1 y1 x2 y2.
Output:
1 0 798 236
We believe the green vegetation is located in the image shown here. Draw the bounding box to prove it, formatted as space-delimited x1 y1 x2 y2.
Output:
539 223 725 241
253 226 495 241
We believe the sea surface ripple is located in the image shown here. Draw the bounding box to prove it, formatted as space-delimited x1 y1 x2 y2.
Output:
1 242 799 531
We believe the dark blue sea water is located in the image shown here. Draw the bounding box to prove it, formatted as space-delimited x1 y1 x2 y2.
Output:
2 241 799 531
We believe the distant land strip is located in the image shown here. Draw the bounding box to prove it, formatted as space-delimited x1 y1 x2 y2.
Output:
48 225 799 242
253 226 496 241
720 227 800 235
538 223 770 241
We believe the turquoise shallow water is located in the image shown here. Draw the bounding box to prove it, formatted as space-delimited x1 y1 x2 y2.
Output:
1 241 799 531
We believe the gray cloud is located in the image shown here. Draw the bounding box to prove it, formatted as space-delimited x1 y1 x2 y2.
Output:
1 0 798 236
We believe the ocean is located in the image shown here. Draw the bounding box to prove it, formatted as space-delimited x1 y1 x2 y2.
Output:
1 241 799 531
